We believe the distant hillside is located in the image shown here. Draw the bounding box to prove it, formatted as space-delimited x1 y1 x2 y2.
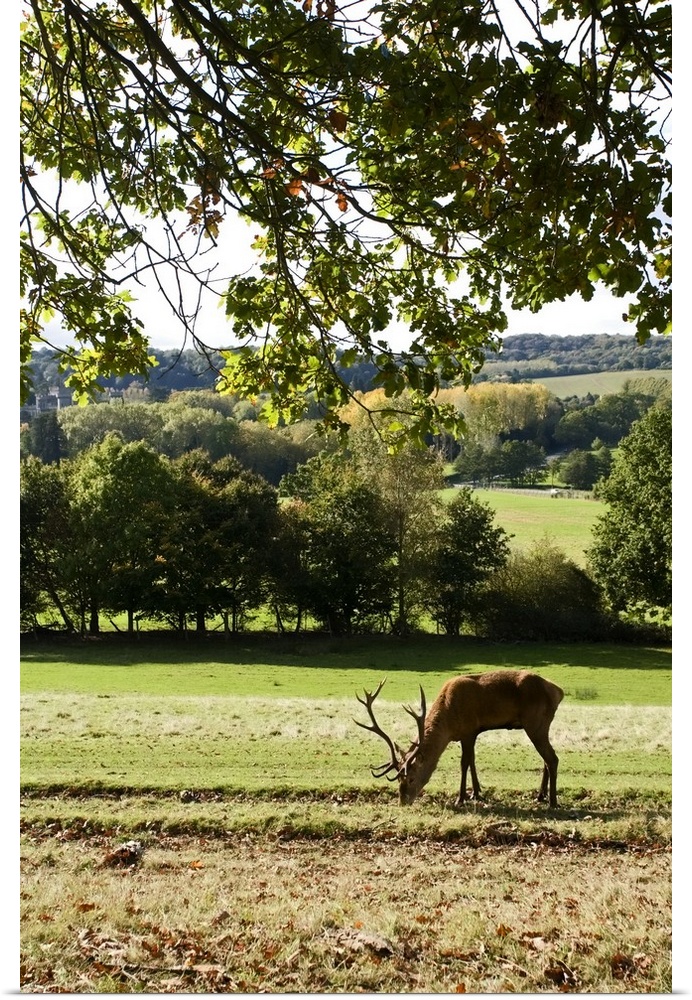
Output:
529 368 672 400
479 333 671 381
25 333 672 400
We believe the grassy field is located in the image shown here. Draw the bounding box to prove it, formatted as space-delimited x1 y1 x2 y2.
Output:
481 368 672 399
441 487 603 566
20 636 673 992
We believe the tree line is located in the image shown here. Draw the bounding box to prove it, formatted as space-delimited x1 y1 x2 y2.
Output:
24 334 672 403
21 434 510 637
21 405 672 641
21 379 670 494
478 333 672 381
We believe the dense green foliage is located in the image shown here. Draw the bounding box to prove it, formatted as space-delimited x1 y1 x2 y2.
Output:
589 405 672 615
21 387 672 636
424 488 511 635
21 390 322 485
22 379 666 508
21 434 518 636
21 2 671 442
449 382 660 487
475 539 607 641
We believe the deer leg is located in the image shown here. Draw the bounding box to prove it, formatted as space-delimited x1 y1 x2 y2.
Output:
537 763 549 801
455 738 481 807
526 731 559 808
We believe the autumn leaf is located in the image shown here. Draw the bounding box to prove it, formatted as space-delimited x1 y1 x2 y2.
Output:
610 952 636 979
544 959 578 988
303 166 321 184
261 166 277 179
286 178 303 196
188 860 204 869
496 923 512 937
455 985 466 993
336 192 348 211
329 109 348 132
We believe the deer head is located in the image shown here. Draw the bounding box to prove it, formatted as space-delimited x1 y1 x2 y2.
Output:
354 678 427 805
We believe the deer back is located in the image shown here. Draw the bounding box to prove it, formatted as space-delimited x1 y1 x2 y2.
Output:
427 670 564 743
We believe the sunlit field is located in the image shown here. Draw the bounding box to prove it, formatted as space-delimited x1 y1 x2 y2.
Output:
20 637 671 992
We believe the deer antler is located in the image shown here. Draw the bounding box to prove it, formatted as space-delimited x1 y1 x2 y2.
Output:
400 685 427 773
403 685 427 746
354 678 403 780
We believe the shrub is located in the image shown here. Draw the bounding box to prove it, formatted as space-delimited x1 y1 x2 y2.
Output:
470 539 608 641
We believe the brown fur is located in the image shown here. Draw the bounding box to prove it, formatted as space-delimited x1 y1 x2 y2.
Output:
398 670 564 807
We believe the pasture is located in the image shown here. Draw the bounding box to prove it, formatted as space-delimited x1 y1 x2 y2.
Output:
20 636 672 992
441 488 603 566
479 368 672 399
530 368 672 399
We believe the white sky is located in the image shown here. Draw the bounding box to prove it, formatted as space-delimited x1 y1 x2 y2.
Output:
129 279 640 353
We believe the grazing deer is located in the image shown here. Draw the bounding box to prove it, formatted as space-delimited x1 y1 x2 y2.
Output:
355 670 564 808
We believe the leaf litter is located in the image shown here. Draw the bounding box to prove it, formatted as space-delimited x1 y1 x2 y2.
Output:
20 819 671 994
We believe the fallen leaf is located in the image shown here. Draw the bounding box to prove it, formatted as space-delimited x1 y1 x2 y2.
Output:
544 959 578 988
100 840 144 868
610 952 636 979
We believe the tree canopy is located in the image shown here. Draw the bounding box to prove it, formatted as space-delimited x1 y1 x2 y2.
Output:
588 403 671 614
21 0 671 444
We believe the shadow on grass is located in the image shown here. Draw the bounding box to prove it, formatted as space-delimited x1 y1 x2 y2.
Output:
20 631 671 673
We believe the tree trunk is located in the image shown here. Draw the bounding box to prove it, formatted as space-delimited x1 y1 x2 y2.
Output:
89 601 100 635
45 582 75 632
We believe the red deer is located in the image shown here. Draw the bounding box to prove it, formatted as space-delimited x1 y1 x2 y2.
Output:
355 670 564 808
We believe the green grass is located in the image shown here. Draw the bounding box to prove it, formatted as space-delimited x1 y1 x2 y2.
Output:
20 637 671 798
440 488 604 565
482 368 672 399
20 692 672 798
20 635 670 701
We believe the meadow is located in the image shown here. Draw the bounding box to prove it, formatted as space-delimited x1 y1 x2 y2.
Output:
481 368 673 399
441 487 604 566
534 368 672 399
20 636 672 993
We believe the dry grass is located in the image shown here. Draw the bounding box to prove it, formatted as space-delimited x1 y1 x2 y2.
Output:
20 827 671 993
